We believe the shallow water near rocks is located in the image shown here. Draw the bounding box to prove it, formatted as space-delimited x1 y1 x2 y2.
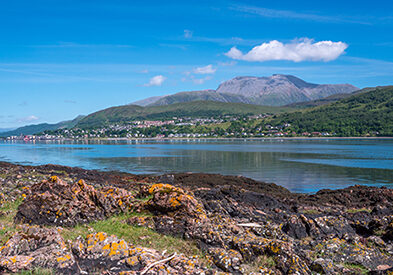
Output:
0 138 392 193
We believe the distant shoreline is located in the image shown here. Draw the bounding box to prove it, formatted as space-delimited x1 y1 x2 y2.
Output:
2 136 393 142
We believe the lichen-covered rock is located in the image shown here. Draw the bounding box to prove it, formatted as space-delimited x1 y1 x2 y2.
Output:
310 258 335 274
0 225 76 273
146 183 207 219
313 237 393 271
0 192 5 207
3 163 393 274
14 176 134 226
72 231 211 274
208 247 243 273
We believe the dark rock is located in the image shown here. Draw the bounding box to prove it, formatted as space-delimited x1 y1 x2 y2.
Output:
310 258 334 274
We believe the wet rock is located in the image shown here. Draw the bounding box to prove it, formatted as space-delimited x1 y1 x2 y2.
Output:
14 176 134 226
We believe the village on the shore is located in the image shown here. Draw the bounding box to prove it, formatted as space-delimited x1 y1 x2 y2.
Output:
3 114 337 141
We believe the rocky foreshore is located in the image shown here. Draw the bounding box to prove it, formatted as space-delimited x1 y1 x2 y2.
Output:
0 161 393 274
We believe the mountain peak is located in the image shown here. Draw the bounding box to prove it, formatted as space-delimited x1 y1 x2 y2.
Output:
215 75 358 105
134 75 359 107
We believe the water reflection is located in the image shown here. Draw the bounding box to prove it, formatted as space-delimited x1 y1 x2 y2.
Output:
0 139 392 193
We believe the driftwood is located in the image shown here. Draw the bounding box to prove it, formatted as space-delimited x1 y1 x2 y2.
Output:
140 252 177 275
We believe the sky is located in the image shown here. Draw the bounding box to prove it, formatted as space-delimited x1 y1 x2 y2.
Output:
1 0 393 128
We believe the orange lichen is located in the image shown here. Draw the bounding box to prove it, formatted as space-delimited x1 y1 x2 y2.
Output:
49 176 58 182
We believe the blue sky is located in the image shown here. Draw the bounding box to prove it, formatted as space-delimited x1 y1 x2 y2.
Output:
1 0 393 128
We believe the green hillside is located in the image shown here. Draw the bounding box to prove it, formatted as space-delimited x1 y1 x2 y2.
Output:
148 90 252 106
270 86 393 136
0 115 85 137
77 101 293 128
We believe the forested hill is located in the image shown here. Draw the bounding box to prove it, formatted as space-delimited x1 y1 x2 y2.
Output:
270 86 393 136
77 101 293 129
0 116 85 137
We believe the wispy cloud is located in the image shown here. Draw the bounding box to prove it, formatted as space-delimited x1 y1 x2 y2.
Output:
231 5 369 25
184 29 193 38
159 43 188 50
192 76 212 84
64 100 77 104
218 61 237 67
32 42 134 48
193 64 216 74
144 75 167 86
225 39 348 62
183 35 261 46
17 115 39 123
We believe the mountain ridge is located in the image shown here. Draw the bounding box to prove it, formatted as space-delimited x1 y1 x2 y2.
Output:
132 74 358 107
0 115 85 137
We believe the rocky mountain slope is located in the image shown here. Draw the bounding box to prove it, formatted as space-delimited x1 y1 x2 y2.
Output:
1 162 393 274
216 75 358 106
133 75 358 107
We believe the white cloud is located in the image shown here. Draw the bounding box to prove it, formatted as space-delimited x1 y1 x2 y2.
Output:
218 61 237 66
193 64 216 74
144 75 166 86
17 115 39 123
184 29 193 38
231 6 367 24
225 39 348 62
192 76 212 84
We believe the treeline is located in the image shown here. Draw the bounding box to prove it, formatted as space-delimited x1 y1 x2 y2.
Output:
270 86 393 136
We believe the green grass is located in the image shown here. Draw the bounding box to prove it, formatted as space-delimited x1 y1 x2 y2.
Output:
300 209 320 215
13 268 54 275
343 263 368 274
242 255 276 273
0 199 23 245
346 208 372 214
1 197 205 265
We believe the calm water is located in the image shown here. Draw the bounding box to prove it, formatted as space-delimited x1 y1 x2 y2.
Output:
0 139 392 193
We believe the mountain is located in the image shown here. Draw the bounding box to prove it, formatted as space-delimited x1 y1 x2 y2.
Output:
216 75 358 106
286 87 376 108
0 115 85 137
133 75 358 107
77 101 293 129
148 90 253 106
0 128 16 133
132 96 165 107
270 86 393 136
